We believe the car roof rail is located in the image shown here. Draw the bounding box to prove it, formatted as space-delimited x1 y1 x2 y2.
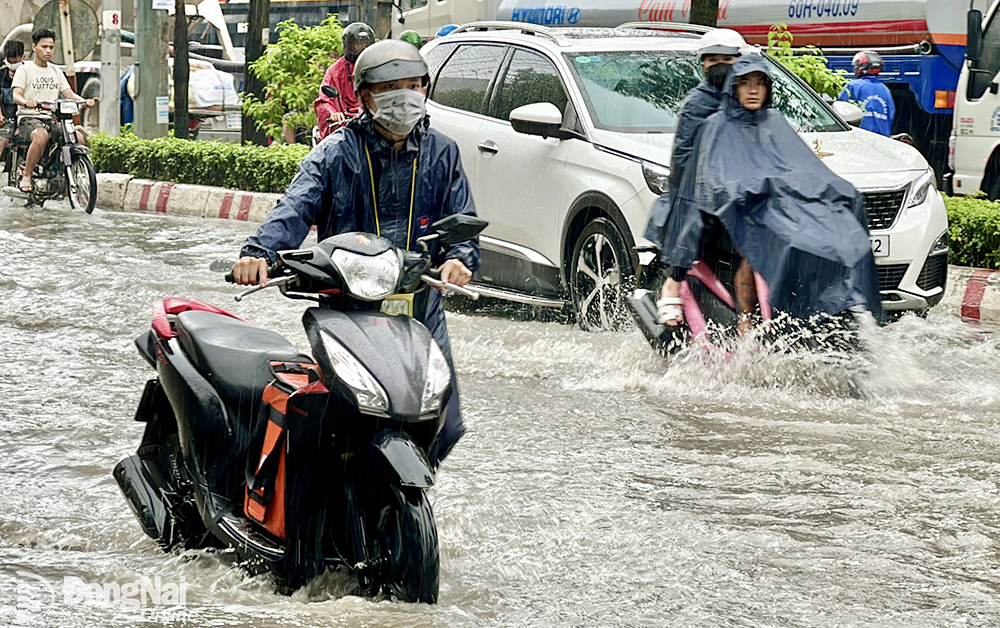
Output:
452 21 569 46
617 22 716 37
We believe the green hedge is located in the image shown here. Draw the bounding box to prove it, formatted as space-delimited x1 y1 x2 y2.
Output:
89 133 309 194
944 194 1000 270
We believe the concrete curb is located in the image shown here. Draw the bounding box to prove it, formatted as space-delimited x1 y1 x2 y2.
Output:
97 173 281 222
96 174 1000 323
942 265 1000 323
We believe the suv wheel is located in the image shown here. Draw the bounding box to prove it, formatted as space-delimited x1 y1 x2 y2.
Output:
570 218 634 331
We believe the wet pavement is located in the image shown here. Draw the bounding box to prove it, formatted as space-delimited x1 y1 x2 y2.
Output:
2 202 1000 627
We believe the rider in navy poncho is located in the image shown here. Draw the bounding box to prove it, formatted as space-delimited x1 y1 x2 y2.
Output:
661 55 882 321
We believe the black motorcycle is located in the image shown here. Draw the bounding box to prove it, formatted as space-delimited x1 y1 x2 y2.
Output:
114 215 486 601
2 99 97 213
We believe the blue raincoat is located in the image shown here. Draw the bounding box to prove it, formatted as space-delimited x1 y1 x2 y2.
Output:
838 75 895 137
240 114 480 462
665 56 882 320
644 80 724 249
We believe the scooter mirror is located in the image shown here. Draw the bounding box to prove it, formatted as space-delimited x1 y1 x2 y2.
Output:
322 85 340 99
430 215 488 246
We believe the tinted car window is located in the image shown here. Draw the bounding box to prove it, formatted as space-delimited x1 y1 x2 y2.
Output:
494 49 568 122
431 44 506 115
425 42 458 86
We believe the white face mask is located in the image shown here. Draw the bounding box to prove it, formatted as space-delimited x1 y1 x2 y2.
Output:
4 60 22 72
371 88 426 137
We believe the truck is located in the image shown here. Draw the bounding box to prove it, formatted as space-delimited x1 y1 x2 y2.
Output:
950 0 1000 198
397 0 992 181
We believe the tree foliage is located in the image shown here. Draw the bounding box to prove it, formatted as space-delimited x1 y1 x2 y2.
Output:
241 16 344 141
766 24 848 99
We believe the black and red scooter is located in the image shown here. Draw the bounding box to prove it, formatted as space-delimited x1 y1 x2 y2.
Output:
114 215 486 601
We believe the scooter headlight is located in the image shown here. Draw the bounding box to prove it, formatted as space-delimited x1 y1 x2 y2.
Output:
906 170 935 208
321 331 389 414
420 341 451 415
59 100 80 115
331 249 400 301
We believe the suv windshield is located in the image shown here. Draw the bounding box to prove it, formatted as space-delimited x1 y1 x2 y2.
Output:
566 51 844 134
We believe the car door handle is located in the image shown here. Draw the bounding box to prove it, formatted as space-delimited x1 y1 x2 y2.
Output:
478 141 499 155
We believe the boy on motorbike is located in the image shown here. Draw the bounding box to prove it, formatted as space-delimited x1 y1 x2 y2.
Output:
313 22 375 142
232 40 479 467
650 29 745 325
0 40 25 163
11 28 94 193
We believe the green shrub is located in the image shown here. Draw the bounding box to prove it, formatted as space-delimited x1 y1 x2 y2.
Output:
766 24 848 99
90 133 308 194
944 194 1000 270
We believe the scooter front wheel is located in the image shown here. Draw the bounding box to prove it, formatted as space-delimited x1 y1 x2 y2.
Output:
370 485 439 603
67 154 97 214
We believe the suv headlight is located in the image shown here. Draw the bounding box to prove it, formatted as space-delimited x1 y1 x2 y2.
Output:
930 231 949 256
321 331 389 414
642 162 671 196
59 100 80 115
420 341 451 415
906 170 935 208
331 249 400 301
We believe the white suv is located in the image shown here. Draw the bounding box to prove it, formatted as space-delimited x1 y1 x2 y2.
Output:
422 23 949 329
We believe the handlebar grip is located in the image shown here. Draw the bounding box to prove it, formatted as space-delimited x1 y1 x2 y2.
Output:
426 267 442 280
225 272 235 283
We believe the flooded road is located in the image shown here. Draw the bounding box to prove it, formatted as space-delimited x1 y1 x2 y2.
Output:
2 203 1000 627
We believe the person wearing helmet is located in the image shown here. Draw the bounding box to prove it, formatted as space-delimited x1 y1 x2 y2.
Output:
837 50 895 136
233 39 479 467
435 24 459 38
314 22 375 141
399 30 422 47
650 28 745 326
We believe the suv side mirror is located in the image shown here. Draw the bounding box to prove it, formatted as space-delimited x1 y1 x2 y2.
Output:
510 102 569 140
968 9 984 65
832 101 864 127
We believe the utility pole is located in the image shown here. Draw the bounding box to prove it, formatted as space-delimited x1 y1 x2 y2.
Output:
57 0 78 92
100 0 122 136
173 0 189 139
690 0 720 27
135 0 170 138
241 0 269 145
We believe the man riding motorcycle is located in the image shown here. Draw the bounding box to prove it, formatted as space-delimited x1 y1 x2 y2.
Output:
313 22 375 142
233 39 479 466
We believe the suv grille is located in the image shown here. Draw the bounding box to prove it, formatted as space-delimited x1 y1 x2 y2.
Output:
863 188 907 231
916 254 948 291
878 263 908 292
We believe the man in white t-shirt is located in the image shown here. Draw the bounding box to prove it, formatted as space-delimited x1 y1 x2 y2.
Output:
11 28 94 192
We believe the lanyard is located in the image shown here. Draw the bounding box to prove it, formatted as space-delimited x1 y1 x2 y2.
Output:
364 144 418 251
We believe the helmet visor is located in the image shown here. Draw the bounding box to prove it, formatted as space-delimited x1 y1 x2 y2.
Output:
359 59 428 87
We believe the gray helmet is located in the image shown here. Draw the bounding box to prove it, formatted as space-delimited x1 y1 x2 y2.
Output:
353 39 429 92
697 28 746 58
343 22 375 64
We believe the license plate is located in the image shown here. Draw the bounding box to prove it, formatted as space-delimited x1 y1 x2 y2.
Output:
63 120 75 134
381 294 414 317
870 235 889 257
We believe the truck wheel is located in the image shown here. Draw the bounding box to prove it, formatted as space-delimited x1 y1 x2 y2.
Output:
570 218 634 332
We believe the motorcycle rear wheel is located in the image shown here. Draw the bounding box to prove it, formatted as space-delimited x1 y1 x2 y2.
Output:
67 155 97 214
371 486 439 603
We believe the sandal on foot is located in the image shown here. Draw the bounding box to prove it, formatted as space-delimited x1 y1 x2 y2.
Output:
656 296 684 325
18 178 32 193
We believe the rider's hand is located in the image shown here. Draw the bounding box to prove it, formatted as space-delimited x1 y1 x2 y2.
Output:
440 259 472 287
328 112 347 125
25 100 37 109
84 99 96 108
232 256 269 286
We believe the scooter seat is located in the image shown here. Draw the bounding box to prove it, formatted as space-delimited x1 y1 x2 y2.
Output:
174 310 309 423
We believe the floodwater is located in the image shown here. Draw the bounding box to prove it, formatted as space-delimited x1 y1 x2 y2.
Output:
2 203 1000 627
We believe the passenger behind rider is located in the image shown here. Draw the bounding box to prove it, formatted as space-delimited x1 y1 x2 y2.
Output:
11 28 95 193
654 29 745 326
314 22 375 142
232 40 479 467
0 40 25 162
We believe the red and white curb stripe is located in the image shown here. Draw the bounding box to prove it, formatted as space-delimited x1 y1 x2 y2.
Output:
941 266 1000 323
97 173 281 223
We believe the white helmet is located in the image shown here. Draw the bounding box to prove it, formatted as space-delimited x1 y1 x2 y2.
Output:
697 29 746 57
